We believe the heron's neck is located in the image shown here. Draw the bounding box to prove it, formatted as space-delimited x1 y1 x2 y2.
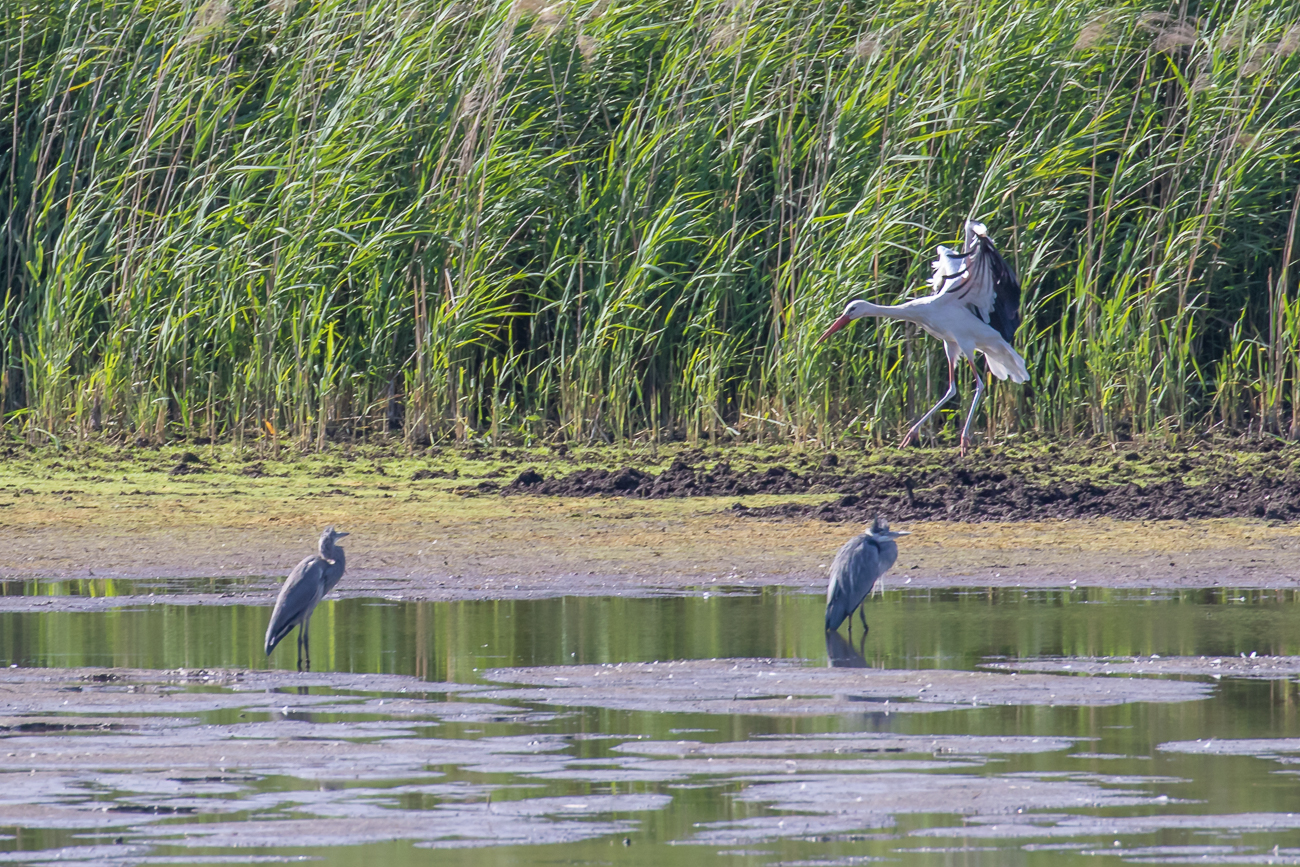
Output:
320 540 343 565
851 300 924 323
322 545 346 590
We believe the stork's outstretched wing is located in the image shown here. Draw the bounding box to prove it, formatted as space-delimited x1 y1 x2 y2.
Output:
934 221 1022 344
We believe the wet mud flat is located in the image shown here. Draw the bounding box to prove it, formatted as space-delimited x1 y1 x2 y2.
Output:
0 667 641 850
985 655 1300 679
0 653 1295 864
2 588 1300 864
3 441 1300 864
477 656 1214 714
0 665 1237 845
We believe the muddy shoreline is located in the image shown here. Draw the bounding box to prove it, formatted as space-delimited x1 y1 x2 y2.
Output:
1 514 1299 613
1 440 1299 602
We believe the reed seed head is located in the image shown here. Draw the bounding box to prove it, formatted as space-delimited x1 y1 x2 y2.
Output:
525 0 567 36
1072 13 1109 51
577 33 598 65
854 31 883 61
184 0 231 43
1278 23 1300 56
1152 22 1197 53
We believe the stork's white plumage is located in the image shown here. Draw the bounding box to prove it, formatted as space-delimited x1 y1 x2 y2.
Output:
817 220 1028 455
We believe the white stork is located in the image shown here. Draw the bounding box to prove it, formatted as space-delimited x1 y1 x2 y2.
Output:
818 220 1028 455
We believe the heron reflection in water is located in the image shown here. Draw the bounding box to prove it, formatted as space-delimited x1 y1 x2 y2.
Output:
825 629 869 668
265 527 349 672
824 517 908 638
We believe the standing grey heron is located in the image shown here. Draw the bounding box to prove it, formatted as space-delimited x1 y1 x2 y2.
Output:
265 527 349 672
817 220 1028 455
825 517 908 636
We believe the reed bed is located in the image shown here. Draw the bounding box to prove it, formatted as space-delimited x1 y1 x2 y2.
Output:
4 0 1300 448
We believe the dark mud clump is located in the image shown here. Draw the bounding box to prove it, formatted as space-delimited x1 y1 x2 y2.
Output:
741 470 1300 523
501 446 1300 522
503 456 810 499
413 467 458 481
168 451 206 476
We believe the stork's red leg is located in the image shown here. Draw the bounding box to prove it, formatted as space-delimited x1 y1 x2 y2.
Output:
959 356 986 456
900 346 960 448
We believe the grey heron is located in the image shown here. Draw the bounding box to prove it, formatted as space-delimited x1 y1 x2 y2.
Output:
817 220 1027 455
825 517 908 636
265 526 349 672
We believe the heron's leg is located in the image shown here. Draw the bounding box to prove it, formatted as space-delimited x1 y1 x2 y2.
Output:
298 613 312 673
900 345 960 448
858 604 868 633
959 356 986 456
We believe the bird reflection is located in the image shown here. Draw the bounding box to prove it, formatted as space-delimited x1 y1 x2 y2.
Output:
268 685 316 720
269 707 316 723
825 628 869 668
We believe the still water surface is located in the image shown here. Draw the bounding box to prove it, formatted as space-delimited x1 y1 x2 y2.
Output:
1 586 1299 865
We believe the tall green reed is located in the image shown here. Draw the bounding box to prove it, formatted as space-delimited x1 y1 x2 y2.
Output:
3 0 1300 448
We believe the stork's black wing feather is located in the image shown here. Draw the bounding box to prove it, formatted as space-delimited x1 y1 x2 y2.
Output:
977 234 1022 344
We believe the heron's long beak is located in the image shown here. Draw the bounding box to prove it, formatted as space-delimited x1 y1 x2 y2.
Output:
816 314 852 346
334 531 350 538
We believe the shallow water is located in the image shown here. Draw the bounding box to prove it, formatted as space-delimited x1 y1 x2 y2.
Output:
2 587 1300 865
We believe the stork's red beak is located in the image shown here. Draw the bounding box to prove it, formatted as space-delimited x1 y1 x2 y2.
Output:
816 314 852 345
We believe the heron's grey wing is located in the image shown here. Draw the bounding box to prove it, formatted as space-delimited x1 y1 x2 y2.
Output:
936 223 1021 342
844 537 884 614
825 535 879 631
265 556 326 655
